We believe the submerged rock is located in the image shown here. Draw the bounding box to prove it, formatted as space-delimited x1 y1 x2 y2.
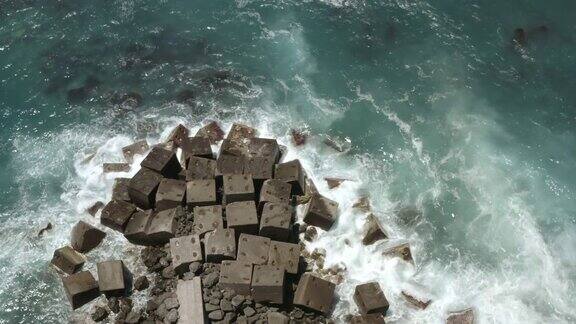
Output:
37 222 53 237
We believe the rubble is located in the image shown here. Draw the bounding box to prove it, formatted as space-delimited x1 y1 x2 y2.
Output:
195 120 225 144
155 178 186 211
354 282 389 315
97 260 132 297
122 140 149 163
70 221 106 253
140 147 182 178
91 305 109 322
100 200 136 233
293 273 335 314
447 308 474 324
62 271 100 309
362 214 388 246
134 276 150 291
51 246 85 275
220 260 253 295
128 168 163 209
274 160 306 195
303 194 339 231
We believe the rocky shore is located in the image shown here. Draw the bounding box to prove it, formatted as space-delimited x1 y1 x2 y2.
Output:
50 121 475 323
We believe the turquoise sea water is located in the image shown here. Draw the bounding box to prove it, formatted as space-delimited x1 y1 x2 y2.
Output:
1 1 576 323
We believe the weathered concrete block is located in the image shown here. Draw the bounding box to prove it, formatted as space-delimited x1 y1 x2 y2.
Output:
248 138 281 163
354 282 389 315
124 210 152 245
293 273 335 314
381 241 413 263
122 140 149 163
259 203 292 241
140 147 182 178
167 124 189 147
216 154 245 176
100 200 136 233
226 201 259 235
362 214 388 246
237 233 270 265
71 221 106 253
155 178 186 211
181 136 213 161
128 168 163 210
193 205 223 236
204 228 236 262
227 123 256 140
51 246 86 275
401 291 431 309
195 120 225 144
259 179 291 208
186 156 216 180
274 160 306 195
223 174 254 204
186 179 216 207
220 261 253 296
447 308 474 324
177 278 206 324
145 207 180 244
112 178 131 202
267 312 289 324
219 138 249 157
268 241 300 275
350 314 386 324
251 265 284 304
62 271 100 310
97 260 132 297
103 163 130 173
170 234 202 275
244 156 274 182
303 194 339 231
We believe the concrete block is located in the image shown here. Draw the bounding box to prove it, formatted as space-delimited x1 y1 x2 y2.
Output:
177 278 206 324
128 168 163 210
145 207 180 244
244 156 274 181
186 156 216 180
293 273 335 314
226 201 259 235
354 282 389 315
303 194 339 231
103 163 130 173
227 123 256 140
140 147 182 178
70 221 106 253
155 178 186 211
186 179 216 207
274 160 306 195
204 228 236 262
97 260 132 297
195 120 225 144
222 174 254 204
362 214 388 246
248 138 280 162
62 271 100 310
216 154 245 176
237 234 270 265
193 205 223 236
259 179 291 208
51 246 85 275
100 200 136 233
112 178 131 202
259 203 292 241
219 261 253 296
251 265 285 304
219 138 249 157
170 234 203 275
124 210 152 245
167 124 189 147
381 241 413 263
268 241 300 275
350 314 386 324
181 136 213 161
122 139 149 163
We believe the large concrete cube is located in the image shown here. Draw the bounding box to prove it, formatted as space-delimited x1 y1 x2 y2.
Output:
70 221 106 253
237 234 270 265
193 205 223 236
350 314 386 324
204 228 236 262
274 160 306 195
226 201 259 235
100 200 136 233
122 139 149 163
219 138 249 157
167 124 189 147
268 241 300 275
186 156 216 180
128 167 163 210
145 207 180 244
140 147 182 178
195 120 225 144
259 203 292 241
251 265 285 304
112 178 131 202
216 154 245 176
177 278 206 324
303 194 339 231
227 123 256 140
170 234 203 275
124 210 152 245
62 271 100 310
180 136 213 162
293 273 335 314
259 179 291 208
245 156 275 182
222 174 254 204
248 138 281 163
354 282 389 315
155 178 186 211
362 214 388 246
97 260 132 297
219 260 253 296
186 179 216 207
51 246 85 275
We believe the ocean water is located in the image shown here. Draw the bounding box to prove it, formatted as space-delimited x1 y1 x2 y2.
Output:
1 0 576 323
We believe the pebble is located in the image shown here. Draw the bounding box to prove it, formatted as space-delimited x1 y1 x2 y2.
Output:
165 309 179 323
91 306 109 322
220 299 234 312
162 265 175 279
231 295 245 307
243 307 256 317
134 275 149 291
203 272 219 287
208 310 225 321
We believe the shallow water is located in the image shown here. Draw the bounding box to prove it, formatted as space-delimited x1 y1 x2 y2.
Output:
1 1 576 323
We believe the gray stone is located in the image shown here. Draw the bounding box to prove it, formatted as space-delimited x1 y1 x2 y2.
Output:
124 310 141 324
303 194 339 231
112 178 131 203
243 307 256 317
267 312 289 324
162 266 176 279
186 179 216 207
226 201 259 235
354 282 389 315
203 272 219 288
124 210 152 245
165 308 179 323
216 154 245 176
195 121 225 144
209 310 225 321
220 299 234 312
259 203 292 242
87 201 105 216
100 200 136 233
155 178 186 211
61 271 100 310
140 147 182 178
244 156 274 182
231 295 245 307
91 305 109 322
251 265 285 304
227 123 256 140
164 297 179 310
189 261 202 274
51 246 85 275
237 234 270 265
134 276 149 291
181 136 213 161
304 226 318 241
70 221 106 253
220 261 252 296
247 138 281 162
167 124 189 147
177 278 206 324
259 180 291 208
128 168 163 210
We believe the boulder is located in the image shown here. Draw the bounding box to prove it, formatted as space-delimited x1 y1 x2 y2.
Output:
134 276 150 291
381 241 413 263
124 210 152 245
51 246 85 275
248 138 281 163
274 160 306 195
170 234 203 275
103 163 130 173
259 179 291 209
193 205 223 236
186 156 216 180
180 136 213 161
291 129 307 146
62 270 100 309
216 154 245 176
70 221 106 253
128 168 163 210
140 147 182 178
401 290 431 309
112 178 131 202
227 123 256 140
268 241 300 274
91 305 109 322
155 178 186 211
86 201 105 216
259 203 292 242
145 207 180 244
204 228 236 262
222 174 254 204
186 179 216 207
167 124 189 147
324 177 347 189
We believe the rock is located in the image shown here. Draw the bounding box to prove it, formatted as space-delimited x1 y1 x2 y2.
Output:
401 290 431 309
146 207 180 244
204 228 236 262
122 140 149 163
362 214 388 246
220 299 234 312
303 194 339 231
226 201 259 235
51 246 85 275
268 311 289 324
245 156 275 183
155 178 186 211
268 241 300 274
186 179 217 207
222 174 254 204
124 310 141 324
293 273 335 315
103 163 130 173
350 314 386 324
209 310 225 321
124 210 152 245
70 220 106 253
324 177 347 189
140 146 182 178
251 265 285 304
220 261 253 296
216 154 245 176
237 234 271 265
87 201 105 216
170 234 203 275
186 156 217 180
304 226 318 241
352 197 371 213
91 306 109 322
97 260 132 297
128 167 164 210
108 297 120 313
243 307 256 317
447 308 474 324
61 271 100 309
231 295 245 307
354 282 389 315
274 160 306 195
37 222 53 237
162 265 176 279
100 200 136 233
323 135 351 153
189 261 202 275
164 297 179 310
291 129 307 146
205 303 220 312
203 272 219 288
165 308 179 323
195 121 225 144
180 137 214 162
134 276 149 291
